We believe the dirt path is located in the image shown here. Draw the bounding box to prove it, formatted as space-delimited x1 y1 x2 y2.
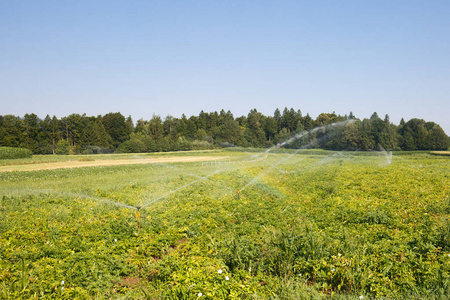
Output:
0 156 228 172
430 151 450 156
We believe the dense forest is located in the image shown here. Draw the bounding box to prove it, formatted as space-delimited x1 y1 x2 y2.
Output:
0 108 449 155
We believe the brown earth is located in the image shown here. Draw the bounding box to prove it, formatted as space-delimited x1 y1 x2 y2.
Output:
0 156 228 172
430 151 450 156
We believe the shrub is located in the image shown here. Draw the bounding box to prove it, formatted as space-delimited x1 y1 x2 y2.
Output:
81 148 94 155
84 145 113 154
0 147 32 159
191 140 215 150
116 139 147 153
55 140 70 155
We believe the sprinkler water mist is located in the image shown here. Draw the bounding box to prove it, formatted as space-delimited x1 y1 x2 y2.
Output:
136 206 141 232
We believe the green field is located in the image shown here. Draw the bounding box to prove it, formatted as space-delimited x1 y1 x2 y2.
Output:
1 150 449 299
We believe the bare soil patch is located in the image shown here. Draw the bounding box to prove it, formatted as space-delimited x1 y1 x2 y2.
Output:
430 151 450 156
0 156 228 172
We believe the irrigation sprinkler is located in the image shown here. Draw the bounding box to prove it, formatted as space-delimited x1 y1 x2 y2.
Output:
136 206 141 233
284 172 286 179
237 190 240 200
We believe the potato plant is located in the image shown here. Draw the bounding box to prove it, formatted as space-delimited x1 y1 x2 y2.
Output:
0 150 449 299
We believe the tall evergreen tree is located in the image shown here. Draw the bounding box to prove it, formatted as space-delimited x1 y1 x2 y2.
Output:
185 116 198 140
38 115 53 154
303 113 314 130
80 119 113 151
247 109 266 146
273 108 282 132
263 116 278 142
0 115 23 147
22 113 40 153
148 115 164 145
126 115 134 135
102 112 131 148
50 116 60 154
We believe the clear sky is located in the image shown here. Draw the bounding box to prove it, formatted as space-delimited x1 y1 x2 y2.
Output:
1 1 449 134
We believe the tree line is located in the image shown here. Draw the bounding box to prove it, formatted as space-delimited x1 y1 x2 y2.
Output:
0 108 448 155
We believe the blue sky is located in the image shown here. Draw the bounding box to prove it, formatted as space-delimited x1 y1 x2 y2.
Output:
1 1 449 134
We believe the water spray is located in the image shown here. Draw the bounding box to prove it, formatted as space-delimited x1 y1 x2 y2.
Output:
139 169 223 209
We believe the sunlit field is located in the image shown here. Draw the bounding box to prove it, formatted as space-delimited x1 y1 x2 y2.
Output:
1 149 449 299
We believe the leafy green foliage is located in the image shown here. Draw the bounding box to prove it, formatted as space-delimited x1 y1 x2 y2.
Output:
55 140 70 155
1 109 449 155
0 147 32 159
0 150 449 298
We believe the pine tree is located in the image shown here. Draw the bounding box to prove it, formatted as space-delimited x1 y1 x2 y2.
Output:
102 112 131 148
22 113 40 153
